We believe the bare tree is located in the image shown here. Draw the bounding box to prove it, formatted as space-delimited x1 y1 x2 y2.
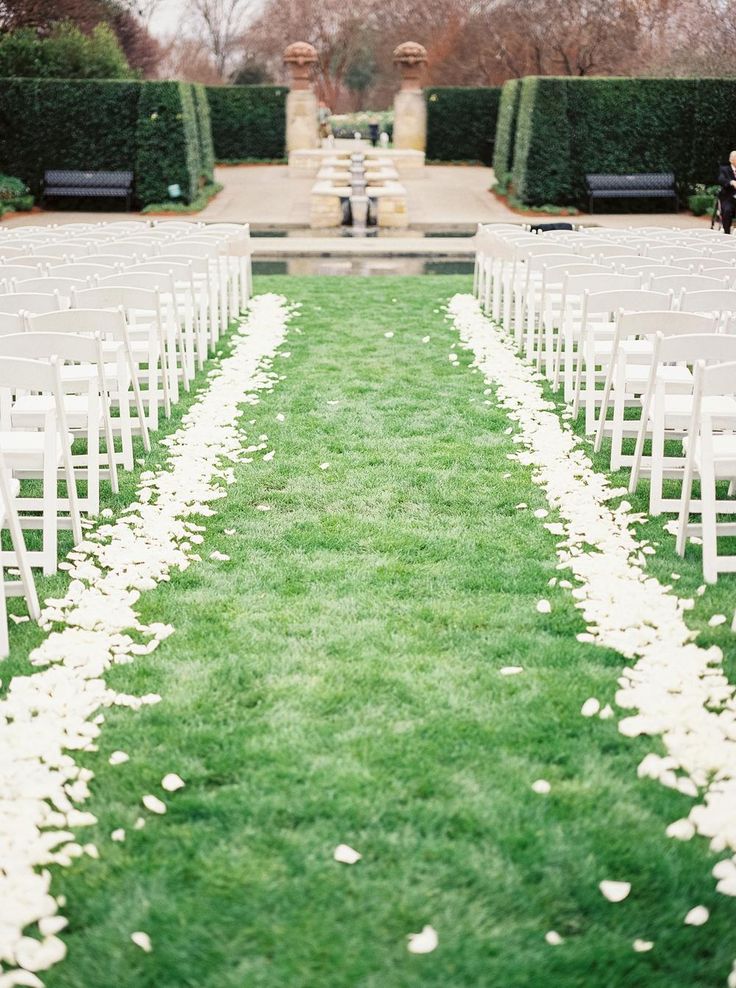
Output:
186 0 254 77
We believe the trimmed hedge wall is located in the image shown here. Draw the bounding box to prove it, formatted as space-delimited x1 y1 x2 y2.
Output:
0 77 140 196
0 77 212 206
509 76 736 208
206 85 287 161
193 83 216 183
492 79 522 189
425 87 501 165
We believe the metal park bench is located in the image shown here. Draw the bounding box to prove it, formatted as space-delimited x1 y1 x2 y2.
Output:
41 170 134 210
585 172 678 214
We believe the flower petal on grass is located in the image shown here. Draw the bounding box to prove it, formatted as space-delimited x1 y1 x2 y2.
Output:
407 925 438 954
499 666 523 676
142 794 167 815
684 905 709 926
333 844 361 864
581 698 600 718
531 779 551 795
633 939 653 952
536 599 551 614
599 881 631 902
545 931 564 946
161 773 185 793
131 932 152 953
109 751 129 766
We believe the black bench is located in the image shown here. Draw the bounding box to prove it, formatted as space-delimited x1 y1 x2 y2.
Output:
585 172 677 214
42 170 134 210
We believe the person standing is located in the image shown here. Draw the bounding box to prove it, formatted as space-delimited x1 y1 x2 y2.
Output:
368 116 380 147
717 151 736 234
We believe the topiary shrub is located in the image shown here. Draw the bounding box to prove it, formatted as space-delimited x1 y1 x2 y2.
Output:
492 79 521 190
192 82 216 183
205 85 287 161
136 81 201 204
425 87 501 164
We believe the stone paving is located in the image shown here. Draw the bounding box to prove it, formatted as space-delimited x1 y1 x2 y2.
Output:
1 163 711 236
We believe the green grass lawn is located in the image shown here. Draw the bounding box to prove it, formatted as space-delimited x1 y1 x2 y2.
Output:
16 276 735 987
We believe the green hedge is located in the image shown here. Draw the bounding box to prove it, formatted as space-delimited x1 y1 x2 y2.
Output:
492 79 522 190
193 82 216 183
425 87 501 164
206 85 287 161
0 77 140 196
0 77 214 206
136 81 201 205
509 76 736 208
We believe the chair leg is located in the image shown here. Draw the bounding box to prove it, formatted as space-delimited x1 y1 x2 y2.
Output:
42 448 58 576
701 459 719 583
610 364 627 472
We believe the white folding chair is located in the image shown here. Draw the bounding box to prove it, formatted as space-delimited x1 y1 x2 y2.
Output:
573 289 672 433
554 272 641 398
0 448 40 655
0 292 63 316
41 303 151 467
594 311 716 471
0 355 81 573
12 276 89 306
95 271 186 405
677 359 736 582
631 333 736 515
71 284 167 430
0 332 118 516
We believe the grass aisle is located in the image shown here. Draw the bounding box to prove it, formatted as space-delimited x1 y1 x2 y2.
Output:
42 276 733 988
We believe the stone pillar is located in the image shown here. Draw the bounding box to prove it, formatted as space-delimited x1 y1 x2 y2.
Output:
392 42 427 152
284 42 319 152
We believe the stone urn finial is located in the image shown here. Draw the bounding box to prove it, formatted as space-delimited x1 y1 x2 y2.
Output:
393 41 428 91
283 41 318 91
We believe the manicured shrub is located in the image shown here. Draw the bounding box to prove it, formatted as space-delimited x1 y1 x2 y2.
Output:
206 85 287 161
135 81 201 205
193 83 216 183
425 87 501 164
512 77 572 205
492 79 521 190
0 77 141 196
509 75 736 207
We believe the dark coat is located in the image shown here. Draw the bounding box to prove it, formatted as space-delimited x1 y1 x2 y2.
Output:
717 164 736 202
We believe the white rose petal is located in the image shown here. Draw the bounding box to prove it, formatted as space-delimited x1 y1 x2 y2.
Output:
633 939 653 953
545 930 564 946
333 843 362 864
531 779 551 795
599 880 631 902
536 599 551 614
407 925 438 954
684 905 709 926
142 794 167 815
161 773 185 792
581 697 600 718
131 931 152 952
666 819 695 841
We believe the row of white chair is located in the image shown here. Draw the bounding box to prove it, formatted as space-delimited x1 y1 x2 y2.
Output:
0 219 253 652
474 223 736 582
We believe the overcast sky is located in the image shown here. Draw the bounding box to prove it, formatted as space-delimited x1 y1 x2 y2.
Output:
148 0 188 38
